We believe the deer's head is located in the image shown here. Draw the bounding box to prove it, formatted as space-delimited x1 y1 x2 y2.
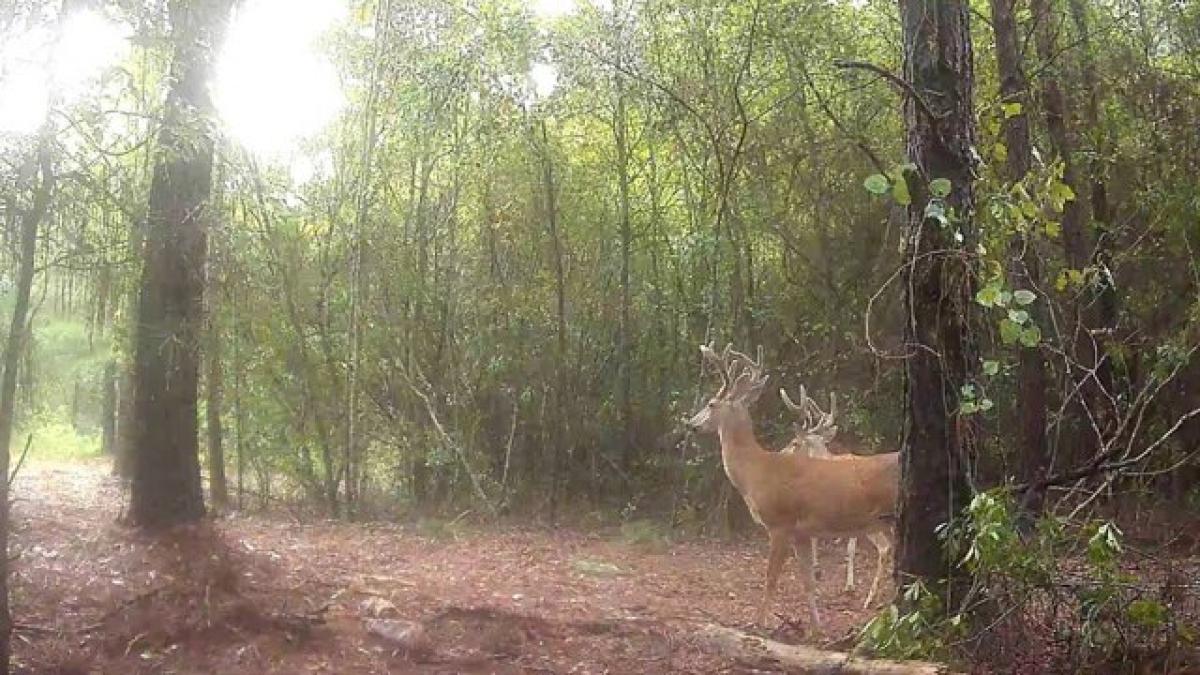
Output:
686 343 769 433
780 383 838 455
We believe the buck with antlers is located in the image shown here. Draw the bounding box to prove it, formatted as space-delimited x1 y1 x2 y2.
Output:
685 343 899 627
779 385 896 609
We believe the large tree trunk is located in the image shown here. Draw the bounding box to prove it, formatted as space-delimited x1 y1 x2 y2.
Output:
990 0 1050 511
895 0 978 599
130 0 231 529
0 141 53 675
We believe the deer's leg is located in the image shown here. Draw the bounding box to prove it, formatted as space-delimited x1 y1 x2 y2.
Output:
792 533 822 629
759 530 791 626
863 531 891 609
844 537 857 592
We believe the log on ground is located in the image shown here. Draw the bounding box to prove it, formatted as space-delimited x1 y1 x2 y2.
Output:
698 624 956 675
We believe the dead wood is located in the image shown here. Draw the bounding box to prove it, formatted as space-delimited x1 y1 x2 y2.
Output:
698 624 957 675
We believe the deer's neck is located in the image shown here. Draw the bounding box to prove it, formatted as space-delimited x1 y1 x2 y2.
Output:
716 410 766 494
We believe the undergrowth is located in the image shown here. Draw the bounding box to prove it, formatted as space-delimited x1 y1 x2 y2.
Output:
859 489 1199 672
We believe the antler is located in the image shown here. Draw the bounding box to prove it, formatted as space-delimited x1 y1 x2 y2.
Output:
700 343 768 401
700 342 736 395
781 383 837 436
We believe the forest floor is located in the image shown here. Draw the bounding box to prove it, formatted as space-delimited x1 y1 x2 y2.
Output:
12 460 891 674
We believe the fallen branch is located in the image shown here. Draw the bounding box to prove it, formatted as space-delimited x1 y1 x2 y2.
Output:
77 586 166 633
8 433 32 488
698 624 956 675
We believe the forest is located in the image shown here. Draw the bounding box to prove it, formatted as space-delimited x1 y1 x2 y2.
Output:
1 0 1198 672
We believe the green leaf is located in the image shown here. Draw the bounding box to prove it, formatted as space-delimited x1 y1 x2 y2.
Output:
1049 180 1076 210
982 360 999 376
1000 318 1021 345
960 400 978 414
1002 102 1023 118
992 143 1008 163
1013 289 1037 305
892 175 912 205
979 398 994 412
997 290 1012 307
929 178 952 198
864 174 889 195
1008 309 1029 325
975 285 1000 308
1127 600 1167 628
1045 221 1061 238
1019 325 1042 347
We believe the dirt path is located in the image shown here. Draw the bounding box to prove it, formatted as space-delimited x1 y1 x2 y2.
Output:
12 461 888 673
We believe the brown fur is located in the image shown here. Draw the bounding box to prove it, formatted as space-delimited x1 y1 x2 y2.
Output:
687 346 898 628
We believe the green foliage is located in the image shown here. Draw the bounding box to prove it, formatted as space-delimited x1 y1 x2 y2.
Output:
18 413 101 461
864 174 889 195
871 489 1195 670
859 580 963 661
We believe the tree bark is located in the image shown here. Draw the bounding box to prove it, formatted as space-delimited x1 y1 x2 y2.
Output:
1031 0 1108 465
537 119 569 521
130 0 231 528
895 0 979 599
614 82 635 477
0 140 53 675
205 267 228 510
101 358 117 457
990 0 1051 511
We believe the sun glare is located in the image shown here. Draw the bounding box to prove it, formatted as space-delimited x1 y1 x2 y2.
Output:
0 10 128 135
528 62 559 100
532 0 578 20
215 0 347 159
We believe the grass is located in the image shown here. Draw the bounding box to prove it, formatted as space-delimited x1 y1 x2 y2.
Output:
16 417 102 462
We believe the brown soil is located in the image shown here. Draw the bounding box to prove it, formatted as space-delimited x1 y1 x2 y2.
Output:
12 460 891 674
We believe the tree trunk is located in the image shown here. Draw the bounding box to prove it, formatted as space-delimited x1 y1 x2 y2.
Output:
0 140 53 675
130 0 231 529
206 280 228 510
895 0 978 600
101 359 117 457
614 83 635 477
1068 0 1119 403
1031 0 1108 468
538 119 569 521
990 0 1050 512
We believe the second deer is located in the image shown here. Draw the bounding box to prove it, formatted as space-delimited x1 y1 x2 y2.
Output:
779 385 896 609
685 343 898 628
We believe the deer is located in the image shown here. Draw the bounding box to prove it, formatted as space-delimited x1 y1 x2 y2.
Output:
685 343 900 628
779 385 895 609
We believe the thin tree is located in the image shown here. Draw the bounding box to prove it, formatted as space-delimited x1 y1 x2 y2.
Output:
990 0 1050 512
130 0 231 528
894 0 979 600
0 141 53 675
